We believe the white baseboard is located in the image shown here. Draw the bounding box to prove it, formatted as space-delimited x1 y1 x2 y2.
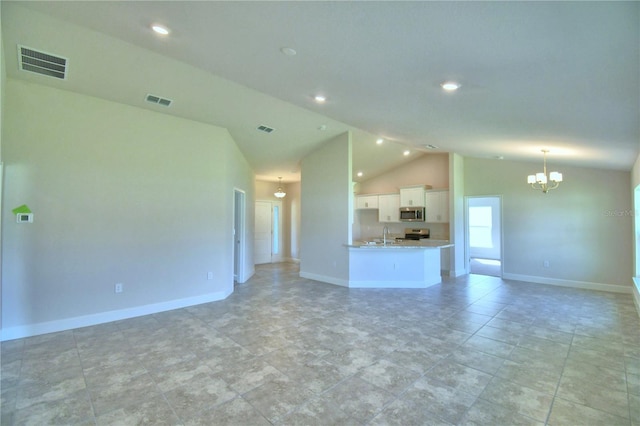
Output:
299 271 349 288
502 273 633 294
348 280 439 289
633 277 640 318
0 289 233 342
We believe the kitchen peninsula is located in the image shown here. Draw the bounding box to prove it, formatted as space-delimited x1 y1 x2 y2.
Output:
346 240 453 288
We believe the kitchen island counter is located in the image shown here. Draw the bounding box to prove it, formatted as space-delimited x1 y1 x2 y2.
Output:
346 240 452 288
346 240 453 249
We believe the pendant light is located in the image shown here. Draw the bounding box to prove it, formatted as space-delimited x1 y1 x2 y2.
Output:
274 177 286 198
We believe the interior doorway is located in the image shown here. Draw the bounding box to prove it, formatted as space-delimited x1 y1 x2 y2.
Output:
233 189 246 283
466 196 503 277
254 200 283 265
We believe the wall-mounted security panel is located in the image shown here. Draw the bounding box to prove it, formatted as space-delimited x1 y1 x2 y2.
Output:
17 213 34 223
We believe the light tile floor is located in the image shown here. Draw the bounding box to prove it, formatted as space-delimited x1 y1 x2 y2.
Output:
1 263 639 425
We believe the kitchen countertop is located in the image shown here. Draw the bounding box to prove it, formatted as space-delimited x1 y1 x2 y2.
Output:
346 239 453 249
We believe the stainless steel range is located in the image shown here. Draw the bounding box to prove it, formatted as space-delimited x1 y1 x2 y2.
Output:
403 228 430 240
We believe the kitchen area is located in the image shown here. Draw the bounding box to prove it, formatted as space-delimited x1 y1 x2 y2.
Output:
348 153 452 288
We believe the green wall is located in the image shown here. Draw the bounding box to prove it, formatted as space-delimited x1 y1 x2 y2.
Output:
1 79 254 338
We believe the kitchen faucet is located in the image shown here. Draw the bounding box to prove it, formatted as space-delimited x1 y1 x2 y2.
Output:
383 226 389 245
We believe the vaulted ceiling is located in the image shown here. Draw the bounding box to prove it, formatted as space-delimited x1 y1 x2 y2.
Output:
2 1 638 182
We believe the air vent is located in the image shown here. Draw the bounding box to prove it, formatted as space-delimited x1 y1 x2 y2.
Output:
145 94 173 107
257 125 275 134
18 45 68 80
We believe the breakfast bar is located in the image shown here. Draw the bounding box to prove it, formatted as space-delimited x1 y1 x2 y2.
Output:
346 240 453 288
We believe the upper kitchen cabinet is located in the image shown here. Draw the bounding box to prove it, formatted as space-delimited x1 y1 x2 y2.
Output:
378 194 400 222
425 190 449 223
399 185 427 207
355 194 379 209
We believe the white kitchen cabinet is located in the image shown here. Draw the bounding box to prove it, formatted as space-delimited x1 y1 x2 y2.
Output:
425 190 449 223
355 195 379 209
399 186 426 207
378 194 400 222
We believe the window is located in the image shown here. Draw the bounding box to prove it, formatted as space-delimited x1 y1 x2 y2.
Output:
469 206 493 248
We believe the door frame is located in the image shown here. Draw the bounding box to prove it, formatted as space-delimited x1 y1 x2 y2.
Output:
233 188 246 283
254 199 284 264
464 195 504 277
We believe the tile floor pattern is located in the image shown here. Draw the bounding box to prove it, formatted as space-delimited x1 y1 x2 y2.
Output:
1 263 639 425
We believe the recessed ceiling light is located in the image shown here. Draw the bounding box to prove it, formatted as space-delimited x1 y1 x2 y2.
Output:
403 150 411 156
357 171 363 177
376 138 384 145
280 47 297 56
151 24 170 36
441 81 460 91
314 95 326 103
318 124 327 131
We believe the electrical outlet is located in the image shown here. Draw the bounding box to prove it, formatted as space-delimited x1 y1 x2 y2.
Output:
207 272 213 280
115 283 123 293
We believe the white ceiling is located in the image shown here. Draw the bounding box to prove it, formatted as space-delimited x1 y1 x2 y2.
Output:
2 1 639 182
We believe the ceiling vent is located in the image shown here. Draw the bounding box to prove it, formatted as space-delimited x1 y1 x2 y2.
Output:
145 94 172 107
18 45 68 80
257 125 275 134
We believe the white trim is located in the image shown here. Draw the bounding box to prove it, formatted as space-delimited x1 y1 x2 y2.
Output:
633 277 640 317
503 273 632 294
233 188 247 284
283 257 301 264
348 280 439 289
299 271 349 288
0 290 232 341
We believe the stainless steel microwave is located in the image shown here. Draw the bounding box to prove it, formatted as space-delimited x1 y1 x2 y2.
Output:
399 207 425 222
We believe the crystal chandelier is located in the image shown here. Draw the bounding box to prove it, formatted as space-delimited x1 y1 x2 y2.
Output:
274 177 286 198
527 150 563 193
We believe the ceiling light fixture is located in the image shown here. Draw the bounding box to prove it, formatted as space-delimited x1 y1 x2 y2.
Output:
357 172 363 177
280 47 297 56
274 177 286 199
527 150 563 194
151 24 170 35
376 138 384 145
441 81 460 91
314 95 326 103
403 150 410 156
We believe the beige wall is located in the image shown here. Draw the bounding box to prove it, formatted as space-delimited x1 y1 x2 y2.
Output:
287 182 301 260
357 153 449 194
300 132 351 285
465 157 633 288
1 79 255 338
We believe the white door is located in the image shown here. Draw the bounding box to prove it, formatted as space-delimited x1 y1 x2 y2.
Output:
254 200 284 265
254 201 272 264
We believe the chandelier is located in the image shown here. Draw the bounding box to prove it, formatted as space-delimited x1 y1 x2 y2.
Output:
274 177 286 198
527 150 563 193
